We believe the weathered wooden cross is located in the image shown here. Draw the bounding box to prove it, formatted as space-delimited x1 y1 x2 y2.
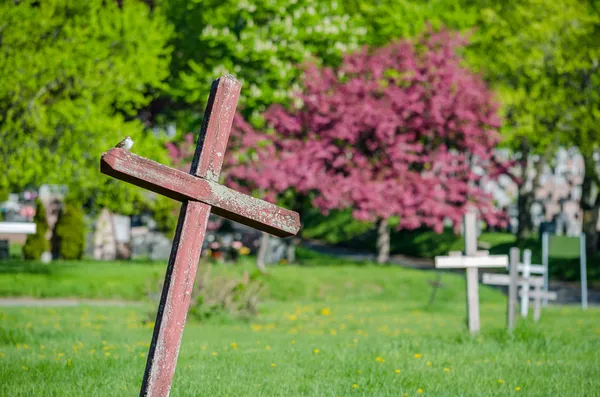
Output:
100 75 300 397
434 211 508 333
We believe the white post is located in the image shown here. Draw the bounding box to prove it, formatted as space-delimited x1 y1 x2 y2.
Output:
580 233 588 310
464 212 479 333
542 232 549 306
508 247 520 331
520 249 532 317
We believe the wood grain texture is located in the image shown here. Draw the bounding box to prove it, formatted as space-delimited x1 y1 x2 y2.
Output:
140 201 210 397
191 75 241 181
101 148 300 238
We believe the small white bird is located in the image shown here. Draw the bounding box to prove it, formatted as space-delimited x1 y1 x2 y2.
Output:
115 136 134 150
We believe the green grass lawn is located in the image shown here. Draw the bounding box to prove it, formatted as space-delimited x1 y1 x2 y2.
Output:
1 261 599 396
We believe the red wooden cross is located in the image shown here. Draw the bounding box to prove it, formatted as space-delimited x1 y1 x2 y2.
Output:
100 75 300 397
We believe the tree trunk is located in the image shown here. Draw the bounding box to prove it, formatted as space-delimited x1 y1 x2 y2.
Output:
580 155 600 255
256 232 269 273
376 218 390 264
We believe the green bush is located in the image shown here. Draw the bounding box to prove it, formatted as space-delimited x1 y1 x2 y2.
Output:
52 200 85 260
22 199 50 260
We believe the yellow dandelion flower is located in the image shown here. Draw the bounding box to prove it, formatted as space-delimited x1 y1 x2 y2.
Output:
516 387 521 391
58 352 64 357
417 388 423 393
320 308 332 316
376 357 385 363
443 368 450 372
0 352 5 358
404 394 408 397
40 345 46 350
201 345 207 350
288 314 297 321
105 352 111 357
498 379 504 384
356 370 361 374
330 329 337 336
313 348 320 354
211 352 218 356
23 344 30 349
414 353 422 358
231 342 238 350
140 353 146 357
22 366 29 371
265 345 271 350
395 369 401 374
352 384 359 389
426 361 432 366
291 340 296 345
271 363 276 367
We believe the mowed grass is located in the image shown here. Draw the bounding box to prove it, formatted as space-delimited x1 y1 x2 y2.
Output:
1 263 599 396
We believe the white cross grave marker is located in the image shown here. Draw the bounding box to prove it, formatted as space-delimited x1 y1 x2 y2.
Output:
434 211 508 333
520 249 532 317
483 247 556 326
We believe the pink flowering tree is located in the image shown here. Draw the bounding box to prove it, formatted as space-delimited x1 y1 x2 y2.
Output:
224 29 509 264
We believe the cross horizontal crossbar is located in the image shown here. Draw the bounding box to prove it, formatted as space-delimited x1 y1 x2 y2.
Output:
435 255 508 269
519 289 557 300
517 264 546 274
482 273 544 287
101 148 300 238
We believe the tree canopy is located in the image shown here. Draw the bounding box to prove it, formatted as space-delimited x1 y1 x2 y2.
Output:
0 0 173 213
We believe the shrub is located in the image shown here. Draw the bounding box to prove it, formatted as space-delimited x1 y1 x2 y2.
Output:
23 199 50 260
146 263 263 322
52 200 85 260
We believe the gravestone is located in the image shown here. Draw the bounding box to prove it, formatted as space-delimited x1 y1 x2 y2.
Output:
100 75 300 397
93 208 117 260
435 211 508 333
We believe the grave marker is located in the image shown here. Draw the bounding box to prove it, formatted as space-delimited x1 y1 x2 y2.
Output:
520 285 557 322
483 247 556 325
100 75 300 397
520 249 532 317
434 211 508 333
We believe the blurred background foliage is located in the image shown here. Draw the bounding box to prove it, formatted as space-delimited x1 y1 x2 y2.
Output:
0 0 599 271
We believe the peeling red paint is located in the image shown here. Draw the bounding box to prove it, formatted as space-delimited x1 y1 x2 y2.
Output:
99 75 301 397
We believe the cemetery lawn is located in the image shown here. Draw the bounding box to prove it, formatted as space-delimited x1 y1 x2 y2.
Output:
1 263 599 396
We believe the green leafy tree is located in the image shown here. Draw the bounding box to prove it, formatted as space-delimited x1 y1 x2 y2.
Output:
558 0 600 253
157 0 366 128
463 0 597 239
0 0 173 213
52 200 86 260
345 0 480 46
23 199 50 260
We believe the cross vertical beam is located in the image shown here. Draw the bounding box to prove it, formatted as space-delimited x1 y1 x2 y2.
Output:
520 249 532 318
508 247 520 331
140 76 241 397
463 211 479 333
